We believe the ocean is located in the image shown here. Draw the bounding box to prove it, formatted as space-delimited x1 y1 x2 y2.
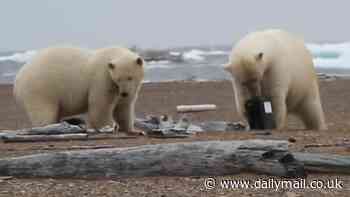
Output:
1 43 350 84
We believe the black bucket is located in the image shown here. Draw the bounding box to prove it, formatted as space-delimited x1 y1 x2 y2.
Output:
245 96 276 130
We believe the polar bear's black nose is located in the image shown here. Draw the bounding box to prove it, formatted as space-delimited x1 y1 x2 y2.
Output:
121 92 129 97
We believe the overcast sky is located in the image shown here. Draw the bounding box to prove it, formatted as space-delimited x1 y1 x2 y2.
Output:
0 1 349 50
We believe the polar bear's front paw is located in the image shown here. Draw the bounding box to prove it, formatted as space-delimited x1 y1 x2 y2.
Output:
126 129 146 136
113 123 119 135
236 121 250 131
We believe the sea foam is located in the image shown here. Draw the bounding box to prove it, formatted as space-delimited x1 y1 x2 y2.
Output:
182 49 228 61
0 50 37 63
1 43 350 84
307 42 350 69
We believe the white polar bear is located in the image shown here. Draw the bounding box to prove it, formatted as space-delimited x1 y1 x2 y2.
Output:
224 29 326 130
14 46 144 133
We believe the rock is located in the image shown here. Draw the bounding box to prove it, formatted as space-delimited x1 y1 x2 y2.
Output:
288 137 297 143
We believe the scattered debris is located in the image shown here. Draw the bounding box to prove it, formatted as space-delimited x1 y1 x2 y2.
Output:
0 115 247 141
135 115 246 137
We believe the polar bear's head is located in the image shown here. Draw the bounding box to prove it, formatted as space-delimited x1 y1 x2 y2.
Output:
108 52 144 99
224 52 267 97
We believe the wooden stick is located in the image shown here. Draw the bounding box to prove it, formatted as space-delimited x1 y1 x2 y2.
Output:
0 140 305 178
1 133 88 143
304 143 350 148
68 145 116 150
176 104 217 113
43 145 118 151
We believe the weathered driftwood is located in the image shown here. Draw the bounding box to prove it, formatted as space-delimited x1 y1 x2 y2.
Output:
293 153 350 174
1 133 88 143
1 133 137 143
0 122 86 138
0 140 305 178
18 122 85 135
176 104 217 113
0 121 117 143
0 176 13 181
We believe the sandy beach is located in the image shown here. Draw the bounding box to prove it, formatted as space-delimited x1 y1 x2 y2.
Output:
1 79 350 196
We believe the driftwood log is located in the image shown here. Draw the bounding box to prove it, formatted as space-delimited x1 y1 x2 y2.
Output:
0 140 305 178
18 122 84 135
293 153 350 174
1 133 88 143
0 121 117 143
1 140 349 178
0 122 87 143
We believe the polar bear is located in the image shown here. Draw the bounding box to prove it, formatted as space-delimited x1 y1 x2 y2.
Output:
224 29 326 130
14 46 144 133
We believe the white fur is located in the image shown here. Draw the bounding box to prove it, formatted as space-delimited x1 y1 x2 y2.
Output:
224 29 326 130
14 46 144 132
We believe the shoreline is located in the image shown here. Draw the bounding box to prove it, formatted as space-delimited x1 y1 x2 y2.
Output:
1 72 349 85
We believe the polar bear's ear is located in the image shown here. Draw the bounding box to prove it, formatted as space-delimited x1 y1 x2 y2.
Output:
223 63 231 72
255 52 263 61
108 63 115 70
136 57 143 67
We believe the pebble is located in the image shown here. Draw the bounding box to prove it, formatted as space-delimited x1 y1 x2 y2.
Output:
288 137 297 143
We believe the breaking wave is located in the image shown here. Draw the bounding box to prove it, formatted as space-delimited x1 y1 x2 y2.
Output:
0 50 37 63
2 42 350 83
307 42 350 69
182 49 228 61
